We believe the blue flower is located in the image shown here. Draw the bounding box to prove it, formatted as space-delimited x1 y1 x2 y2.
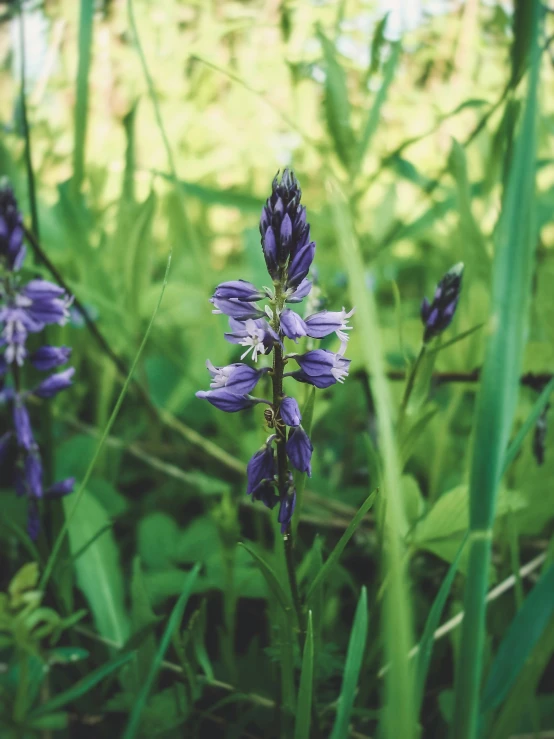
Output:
13 398 33 449
211 297 265 321
421 262 464 343
224 318 280 361
280 396 301 427
213 280 266 302
287 240 315 289
33 368 75 399
278 491 296 533
305 307 354 342
285 278 312 303
280 309 307 342
247 441 276 495
206 359 268 395
30 345 72 371
289 347 350 385
196 388 265 413
286 426 313 476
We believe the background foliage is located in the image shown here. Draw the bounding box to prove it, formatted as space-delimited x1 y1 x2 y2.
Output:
1 0 554 737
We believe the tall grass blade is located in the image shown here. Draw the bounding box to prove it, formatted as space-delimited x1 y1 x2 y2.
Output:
30 652 134 717
239 542 292 615
40 254 172 591
329 587 368 739
481 562 554 713
294 611 314 739
306 489 377 601
415 533 468 716
451 3 541 737
122 564 201 739
330 179 415 737
73 0 94 192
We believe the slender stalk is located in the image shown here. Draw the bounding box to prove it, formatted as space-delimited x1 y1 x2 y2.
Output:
397 343 426 428
270 282 305 645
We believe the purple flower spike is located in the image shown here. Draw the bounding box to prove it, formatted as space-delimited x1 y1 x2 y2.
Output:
286 426 313 476
280 309 307 342
247 442 276 495
278 491 296 533
421 262 464 343
13 399 33 449
287 241 315 289
30 345 72 371
0 185 26 271
213 280 266 302
46 478 75 498
206 360 268 395
211 297 265 321
33 367 75 398
196 388 262 413
305 307 354 343
280 396 301 427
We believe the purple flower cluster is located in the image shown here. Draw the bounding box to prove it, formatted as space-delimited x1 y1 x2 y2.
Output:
421 262 464 343
0 184 75 539
196 170 353 532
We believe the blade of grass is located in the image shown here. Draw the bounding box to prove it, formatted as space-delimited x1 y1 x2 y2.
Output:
502 376 554 472
330 178 415 738
451 3 541 736
73 0 94 192
415 533 469 716
294 611 314 739
481 562 554 713
354 41 400 178
239 542 293 616
127 0 204 281
329 587 368 739
30 651 134 717
122 564 201 739
39 254 172 592
306 488 378 601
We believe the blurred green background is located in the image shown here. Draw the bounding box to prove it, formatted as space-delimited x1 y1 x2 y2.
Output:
1 1 554 737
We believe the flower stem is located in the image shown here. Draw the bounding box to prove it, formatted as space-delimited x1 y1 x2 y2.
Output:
398 343 426 428
271 282 305 646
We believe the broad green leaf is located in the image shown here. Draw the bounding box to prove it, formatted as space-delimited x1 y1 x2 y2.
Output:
64 490 129 646
330 588 368 739
294 611 314 739
306 489 377 600
481 562 554 712
122 564 200 739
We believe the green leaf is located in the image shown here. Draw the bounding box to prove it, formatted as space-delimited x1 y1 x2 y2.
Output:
318 29 356 170
27 712 69 730
414 533 469 715
31 652 134 716
502 376 554 473
294 611 314 739
355 42 400 175
306 489 377 601
73 0 94 191
122 564 201 739
330 587 368 739
63 489 130 647
238 542 292 615
481 562 554 713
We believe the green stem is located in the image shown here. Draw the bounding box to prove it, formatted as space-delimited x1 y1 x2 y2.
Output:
271 283 305 647
398 343 426 428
